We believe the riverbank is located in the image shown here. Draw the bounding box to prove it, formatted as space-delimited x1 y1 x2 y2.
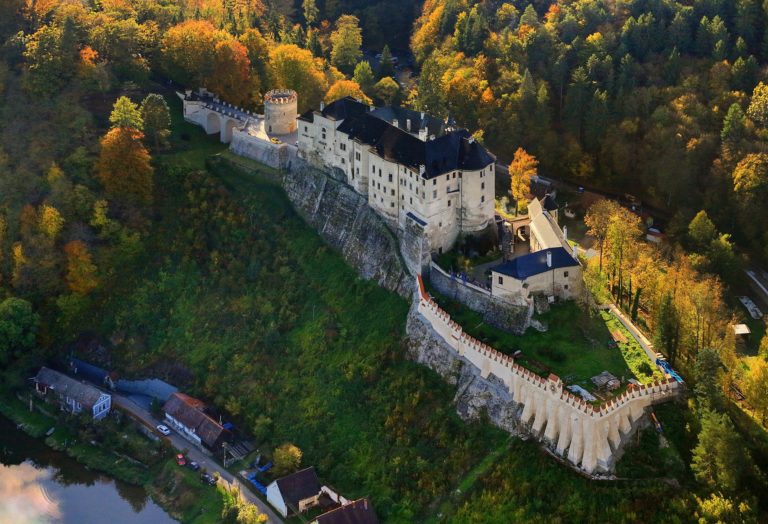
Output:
0 387 230 523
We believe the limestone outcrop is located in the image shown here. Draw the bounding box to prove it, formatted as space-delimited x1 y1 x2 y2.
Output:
406 275 681 475
282 165 412 297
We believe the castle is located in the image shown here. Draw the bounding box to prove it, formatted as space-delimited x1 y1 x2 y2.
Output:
297 97 496 254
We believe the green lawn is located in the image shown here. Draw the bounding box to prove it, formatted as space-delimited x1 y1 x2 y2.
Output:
426 284 661 390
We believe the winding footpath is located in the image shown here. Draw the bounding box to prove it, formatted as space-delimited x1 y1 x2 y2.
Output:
111 393 283 524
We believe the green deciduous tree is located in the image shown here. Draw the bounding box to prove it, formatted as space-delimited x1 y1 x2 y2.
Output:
272 443 302 477
0 297 39 367
140 94 171 151
688 210 718 249
373 76 399 105
330 15 362 75
110 96 143 130
353 61 375 94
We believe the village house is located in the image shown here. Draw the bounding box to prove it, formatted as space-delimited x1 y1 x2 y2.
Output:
298 97 496 254
266 467 322 517
491 195 583 304
162 392 230 450
312 498 379 524
33 367 111 420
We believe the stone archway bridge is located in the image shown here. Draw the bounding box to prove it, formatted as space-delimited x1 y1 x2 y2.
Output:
178 89 255 143
414 275 681 475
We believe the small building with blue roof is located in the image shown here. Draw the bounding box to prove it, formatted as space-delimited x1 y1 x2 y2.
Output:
491 247 582 302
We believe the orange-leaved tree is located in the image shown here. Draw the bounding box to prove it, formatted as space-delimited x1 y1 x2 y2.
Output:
96 127 153 205
207 38 258 107
63 240 98 295
509 147 537 214
325 79 371 104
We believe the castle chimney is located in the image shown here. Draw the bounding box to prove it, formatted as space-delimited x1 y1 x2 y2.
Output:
572 244 578 259
406 118 411 132
563 225 568 241
419 128 428 141
546 250 552 268
421 111 425 120
370 104 375 112
393 118 398 128
320 101 325 110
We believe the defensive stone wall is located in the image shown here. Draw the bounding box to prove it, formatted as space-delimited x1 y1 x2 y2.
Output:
230 129 296 170
282 164 412 297
428 262 532 334
408 275 680 474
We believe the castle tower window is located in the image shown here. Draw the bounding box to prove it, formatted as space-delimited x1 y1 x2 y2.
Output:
433 179 437 186
498 276 503 285
481 182 485 190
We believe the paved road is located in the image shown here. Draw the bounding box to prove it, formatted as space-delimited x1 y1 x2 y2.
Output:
112 393 283 524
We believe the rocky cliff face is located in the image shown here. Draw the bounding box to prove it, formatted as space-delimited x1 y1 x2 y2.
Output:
282 164 412 297
406 298 525 435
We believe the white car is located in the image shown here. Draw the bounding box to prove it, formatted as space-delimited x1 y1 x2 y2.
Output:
156 424 171 436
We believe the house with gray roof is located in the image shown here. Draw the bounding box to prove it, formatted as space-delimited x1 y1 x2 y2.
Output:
162 392 230 450
33 367 111 420
266 467 322 517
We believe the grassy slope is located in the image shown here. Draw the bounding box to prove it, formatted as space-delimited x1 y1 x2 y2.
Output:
68 96 701 522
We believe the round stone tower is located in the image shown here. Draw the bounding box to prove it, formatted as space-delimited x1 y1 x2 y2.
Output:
264 89 298 135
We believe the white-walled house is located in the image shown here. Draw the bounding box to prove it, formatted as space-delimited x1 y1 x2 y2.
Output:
33 367 111 420
266 467 322 517
298 98 496 254
162 392 230 450
491 195 582 303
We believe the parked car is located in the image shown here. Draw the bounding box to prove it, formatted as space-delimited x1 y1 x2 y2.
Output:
201 473 217 486
156 424 171 436
176 454 186 466
270 137 281 144
188 461 200 471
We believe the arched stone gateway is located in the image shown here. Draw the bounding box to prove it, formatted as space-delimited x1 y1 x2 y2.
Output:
221 118 238 143
205 111 221 135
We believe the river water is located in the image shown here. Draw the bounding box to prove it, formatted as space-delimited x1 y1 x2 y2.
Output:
0 414 176 524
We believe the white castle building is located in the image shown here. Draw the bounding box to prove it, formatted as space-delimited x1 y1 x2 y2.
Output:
297 97 497 254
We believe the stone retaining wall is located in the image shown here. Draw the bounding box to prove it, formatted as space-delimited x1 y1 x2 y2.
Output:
408 275 680 474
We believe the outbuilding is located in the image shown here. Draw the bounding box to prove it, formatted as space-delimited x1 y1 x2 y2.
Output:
266 467 322 517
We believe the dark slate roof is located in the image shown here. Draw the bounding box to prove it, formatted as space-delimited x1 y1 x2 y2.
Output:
162 393 229 449
492 247 579 279
370 106 447 137
319 97 370 121
316 498 379 524
542 194 558 212
298 109 315 123
34 367 106 410
337 114 494 179
276 467 321 510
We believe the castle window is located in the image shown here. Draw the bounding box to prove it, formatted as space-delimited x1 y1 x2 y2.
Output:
445 175 449 181
448 200 451 206
377 183 381 189
410 197 413 204
564 285 569 290
433 179 437 186
341 158 345 164
439 222 442 227
391 202 394 208
379 169 382 177
481 195 485 202
304 126 308 132
453 172 456 178
481 182 485 190
356 152 361 160
432 190 437 199
372 165 375 173
422 180 425 186
490 164 494 172
459 172 462 178
391 189 394 196
402 195 404 200
498 276 503 285
564 271 569 278
388 174 393 182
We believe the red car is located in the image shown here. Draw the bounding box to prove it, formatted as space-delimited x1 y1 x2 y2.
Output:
175 454 186 466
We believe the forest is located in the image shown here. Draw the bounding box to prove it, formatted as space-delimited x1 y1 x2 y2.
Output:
0 0 768 521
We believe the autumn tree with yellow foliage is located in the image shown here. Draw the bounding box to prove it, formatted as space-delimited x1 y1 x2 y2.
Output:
508 148 537 214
